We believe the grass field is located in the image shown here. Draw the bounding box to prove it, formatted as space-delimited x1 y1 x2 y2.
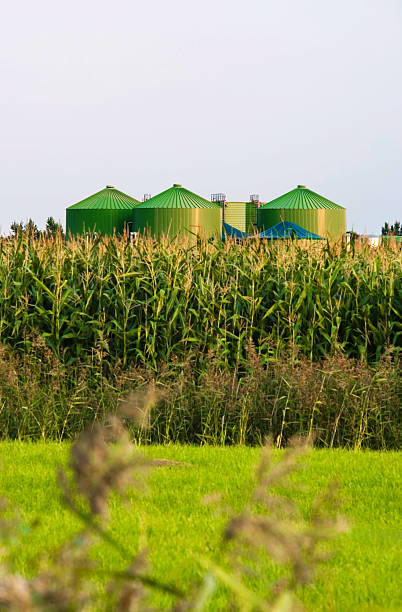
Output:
0 443 400 611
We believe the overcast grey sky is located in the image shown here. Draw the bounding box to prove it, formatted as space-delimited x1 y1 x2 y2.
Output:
1 0 401 234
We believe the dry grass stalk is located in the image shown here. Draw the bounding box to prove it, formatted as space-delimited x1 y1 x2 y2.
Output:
220 437 349 610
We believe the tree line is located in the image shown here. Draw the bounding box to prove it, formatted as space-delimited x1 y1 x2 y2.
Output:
381 220 402 236
10 217 65 239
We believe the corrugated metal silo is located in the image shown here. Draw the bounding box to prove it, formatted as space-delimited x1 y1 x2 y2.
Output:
66 186 140 237
134 184 222 241
225 201 257 233
257 185 346 238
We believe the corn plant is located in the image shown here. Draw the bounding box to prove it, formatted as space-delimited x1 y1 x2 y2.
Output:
0 234 400 367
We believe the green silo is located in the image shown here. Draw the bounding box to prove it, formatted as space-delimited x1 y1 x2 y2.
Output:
66 186 140 237
225 201 257 233
134 184 222 242
257 186 346 239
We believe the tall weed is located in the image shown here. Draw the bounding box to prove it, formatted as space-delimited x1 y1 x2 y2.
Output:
0 344 399 448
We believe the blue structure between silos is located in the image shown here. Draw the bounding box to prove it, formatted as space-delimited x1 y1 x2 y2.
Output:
258 221 323 239
222 220 324 241
222 222 250 240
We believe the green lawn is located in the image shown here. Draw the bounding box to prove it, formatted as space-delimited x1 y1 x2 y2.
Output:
0 444 400 611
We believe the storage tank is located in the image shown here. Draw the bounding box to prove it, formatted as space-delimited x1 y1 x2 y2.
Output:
66 186 140 237
225 200 258 234
257 185 346 239
134 184 222 241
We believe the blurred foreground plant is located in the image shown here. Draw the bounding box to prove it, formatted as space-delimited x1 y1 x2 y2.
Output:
207 437 348 611
0 391 348 611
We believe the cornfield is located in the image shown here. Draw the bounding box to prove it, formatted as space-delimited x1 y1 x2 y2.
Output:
0 234 400 365
0 234 400 446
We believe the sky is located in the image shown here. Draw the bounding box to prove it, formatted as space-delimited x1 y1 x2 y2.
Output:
1 0 401 234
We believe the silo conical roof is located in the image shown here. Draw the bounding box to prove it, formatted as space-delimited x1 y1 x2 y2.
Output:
259 186 344 210
135 184 221 209
67 186 140 210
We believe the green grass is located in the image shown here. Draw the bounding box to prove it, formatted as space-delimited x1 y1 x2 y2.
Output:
0 443 401 611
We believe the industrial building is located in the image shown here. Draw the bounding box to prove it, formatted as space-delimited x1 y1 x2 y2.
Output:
66 186 139 237
134 184 222 242
257 185 346 238
65 183 346 242
223 198 259 234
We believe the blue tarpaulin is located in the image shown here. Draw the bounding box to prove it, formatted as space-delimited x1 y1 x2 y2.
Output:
222 221 324 241
222 222 251 240
256 221 323 240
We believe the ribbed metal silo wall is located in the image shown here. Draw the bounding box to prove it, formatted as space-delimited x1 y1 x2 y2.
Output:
134 208 222 242
257 208 345 238
245 202 257 234
257 208 282 232
225 202 246 232
224 202 257 233
324 208 346 238
66 209 134 237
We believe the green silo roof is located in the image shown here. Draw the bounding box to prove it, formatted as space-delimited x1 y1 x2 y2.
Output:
67 186 140 210
259 185 344 210
135 184 221 209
